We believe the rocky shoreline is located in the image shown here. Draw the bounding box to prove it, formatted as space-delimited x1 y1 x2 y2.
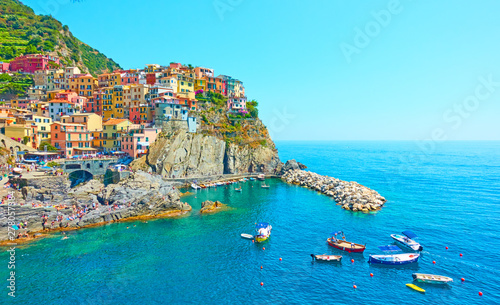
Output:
281 162 386 212
0 171 191 244
199 200 228 214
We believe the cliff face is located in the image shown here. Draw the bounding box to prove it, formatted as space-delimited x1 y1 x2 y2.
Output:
144 131 282 179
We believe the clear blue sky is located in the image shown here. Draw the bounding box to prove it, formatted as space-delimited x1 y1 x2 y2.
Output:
23 0 500 140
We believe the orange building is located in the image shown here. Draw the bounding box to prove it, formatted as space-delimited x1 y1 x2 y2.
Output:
50 122 93 157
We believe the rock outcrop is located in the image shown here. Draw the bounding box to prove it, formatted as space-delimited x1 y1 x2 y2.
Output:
200 200 228 214
0 171 190 242
282 169 386 212
143 131 282 178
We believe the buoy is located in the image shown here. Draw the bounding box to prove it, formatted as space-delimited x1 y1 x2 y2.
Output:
433 261 436 264
461 278 465 282
252 240 254 243
445 246 448 250
263 247 265 250
479 291 483 296
260 282 264 286
460 253 463 257
353 285 357 289
370 273 373 277
260 266 263 269
279 258 282 261
351 259 354 263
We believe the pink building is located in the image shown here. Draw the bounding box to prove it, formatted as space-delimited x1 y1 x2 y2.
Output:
120 127 160 158
0 62 10 72
9 54 60 73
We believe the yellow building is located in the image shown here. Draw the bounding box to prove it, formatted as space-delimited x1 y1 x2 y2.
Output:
29 115 52 144
70 74 98 97
4 123 37 149
177 74 194 94
194 77 206 93
112 86 125 119
61 113 102 131
98 119 132 152
100 87 114 120
98 72 122 88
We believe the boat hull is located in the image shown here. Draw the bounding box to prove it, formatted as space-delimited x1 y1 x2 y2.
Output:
327 239 365 253
412 273 453 284
406 283 425 293
255 236 269 243
312 254 342 262
369 253 420 265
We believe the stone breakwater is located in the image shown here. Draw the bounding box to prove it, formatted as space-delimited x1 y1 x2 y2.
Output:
282 169 387 212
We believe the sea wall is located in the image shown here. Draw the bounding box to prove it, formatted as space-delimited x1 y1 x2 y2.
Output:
282 167 386 212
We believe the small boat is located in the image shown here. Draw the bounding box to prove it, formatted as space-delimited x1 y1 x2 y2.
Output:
310 254 342 262
261 183 270 188
235 187 242 192
391 230 422 251
327 231 366 253
369 246 420 265
241 233 254 239
255 222 272 243
406 283 425 293
249 177 255 181
257 174 265 181
13 167 23 174
191 183 201 190
412 273 453 284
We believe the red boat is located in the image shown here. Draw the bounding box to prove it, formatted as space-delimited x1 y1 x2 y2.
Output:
327 231 366 253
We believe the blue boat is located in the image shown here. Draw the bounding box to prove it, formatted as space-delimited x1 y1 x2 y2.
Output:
368 245 420 265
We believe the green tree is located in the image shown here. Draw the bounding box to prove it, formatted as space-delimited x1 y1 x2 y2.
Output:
24 44 38 54
39 141 58 151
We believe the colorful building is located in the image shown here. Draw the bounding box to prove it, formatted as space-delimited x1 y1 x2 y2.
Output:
97 119 132 152
9 54 60 73
50 122 93 157
119 127 160 158
47 100 80 121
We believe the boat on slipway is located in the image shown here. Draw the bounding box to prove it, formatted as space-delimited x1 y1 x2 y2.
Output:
327 231 366 253
391 230 423 251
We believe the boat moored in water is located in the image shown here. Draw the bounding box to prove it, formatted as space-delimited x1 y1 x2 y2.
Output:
369 246 420 265
391 230 422 251
255 222 272 243
327 231 366 253
257 174 265 181
261 183 270 188
311 254 342 262
412 273 453 284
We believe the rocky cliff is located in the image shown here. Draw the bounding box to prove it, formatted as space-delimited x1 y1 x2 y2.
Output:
141 130 282 179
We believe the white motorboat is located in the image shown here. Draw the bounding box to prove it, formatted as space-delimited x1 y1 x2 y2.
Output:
391 230 423 251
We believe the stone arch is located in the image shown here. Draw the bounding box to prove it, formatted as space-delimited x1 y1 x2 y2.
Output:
86 163 91 169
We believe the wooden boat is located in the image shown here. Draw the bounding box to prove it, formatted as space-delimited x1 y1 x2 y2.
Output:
412 273 453 284
406 283 425 293
255 222 272 243
391 230 422 251
257 174 265 181
310 254 342 262
369 253 420 265
261 183 270 188
327 231 366 253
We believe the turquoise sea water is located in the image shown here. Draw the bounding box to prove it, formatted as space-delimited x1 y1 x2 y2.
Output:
1 141 499 304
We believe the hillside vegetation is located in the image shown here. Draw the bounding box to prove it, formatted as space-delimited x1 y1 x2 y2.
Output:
0 0 121 75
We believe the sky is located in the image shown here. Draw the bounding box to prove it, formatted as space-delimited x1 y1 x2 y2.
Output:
22 0 500 141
